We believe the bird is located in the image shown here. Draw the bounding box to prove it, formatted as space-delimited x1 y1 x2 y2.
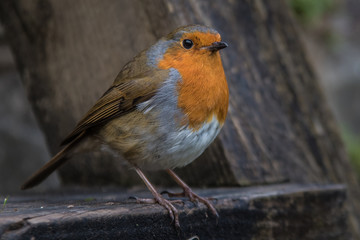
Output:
21 25 229 229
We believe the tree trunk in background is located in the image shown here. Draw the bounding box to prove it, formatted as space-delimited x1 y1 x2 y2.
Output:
0 0 359 237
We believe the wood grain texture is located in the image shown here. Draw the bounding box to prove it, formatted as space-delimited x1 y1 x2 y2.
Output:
0 184 349 240
0 0 359 237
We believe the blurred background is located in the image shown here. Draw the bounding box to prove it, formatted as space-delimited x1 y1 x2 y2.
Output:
0 0 359 193
289 0 360 176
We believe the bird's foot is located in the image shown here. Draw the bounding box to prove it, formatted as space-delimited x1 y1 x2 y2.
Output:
129 195 182 229
162 187 219 218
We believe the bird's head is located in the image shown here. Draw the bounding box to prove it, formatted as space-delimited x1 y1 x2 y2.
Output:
147 25 227 69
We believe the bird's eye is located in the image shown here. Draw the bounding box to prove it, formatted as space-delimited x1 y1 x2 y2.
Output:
182 39 193 49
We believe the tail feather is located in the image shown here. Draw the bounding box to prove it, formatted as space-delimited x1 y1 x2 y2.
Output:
21 132 84 190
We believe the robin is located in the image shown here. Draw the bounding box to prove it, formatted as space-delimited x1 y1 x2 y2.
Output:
21 25 229 229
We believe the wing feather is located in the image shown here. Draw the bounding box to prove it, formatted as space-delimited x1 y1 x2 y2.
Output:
61 69 169 145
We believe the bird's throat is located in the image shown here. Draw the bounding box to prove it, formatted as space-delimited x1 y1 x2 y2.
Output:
158 50 229 130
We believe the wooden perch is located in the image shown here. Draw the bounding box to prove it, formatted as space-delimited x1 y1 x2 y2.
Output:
0 184 349 240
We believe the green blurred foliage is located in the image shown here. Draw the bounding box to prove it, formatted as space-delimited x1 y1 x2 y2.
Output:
289 0 340 50
342 129 360 178
289 0 336 24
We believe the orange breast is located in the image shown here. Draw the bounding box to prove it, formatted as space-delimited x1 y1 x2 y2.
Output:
158 47 229 129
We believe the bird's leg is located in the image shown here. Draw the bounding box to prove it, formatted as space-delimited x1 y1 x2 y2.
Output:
163 169 219 218
133 167 180 229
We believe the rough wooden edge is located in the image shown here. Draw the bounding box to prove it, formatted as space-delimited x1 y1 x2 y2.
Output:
0 184 349 240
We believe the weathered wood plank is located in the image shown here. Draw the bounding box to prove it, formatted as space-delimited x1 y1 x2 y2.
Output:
0 184 349 240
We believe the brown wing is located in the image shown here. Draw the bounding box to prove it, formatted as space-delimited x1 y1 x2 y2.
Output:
61 69 169 145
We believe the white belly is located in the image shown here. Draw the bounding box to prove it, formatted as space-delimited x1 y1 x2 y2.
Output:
140 115 222 170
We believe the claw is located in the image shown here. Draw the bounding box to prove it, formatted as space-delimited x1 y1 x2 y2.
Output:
162 188 218 217
166 169 219 219
129 195 183 228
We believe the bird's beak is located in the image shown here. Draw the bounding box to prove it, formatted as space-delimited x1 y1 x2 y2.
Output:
206 41 228 51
